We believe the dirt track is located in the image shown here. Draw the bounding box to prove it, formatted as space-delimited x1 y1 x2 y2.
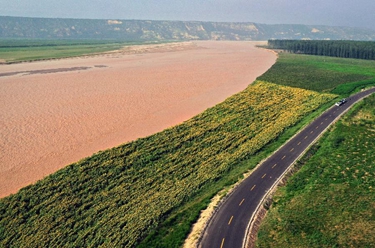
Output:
0 41 276 198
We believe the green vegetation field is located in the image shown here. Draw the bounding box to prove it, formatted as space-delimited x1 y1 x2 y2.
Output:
258 53 375 93
0 39 152 63
257 94 375 248
1 51 375 247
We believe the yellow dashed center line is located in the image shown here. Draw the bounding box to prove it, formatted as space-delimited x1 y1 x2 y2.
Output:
228 216 234 225
221 238 225 248
316 126 319 129
325 118 328 121
251 185 256 191
297 142 301 146
310 131 314 134
239 199 245 206
282 155 286 160
305 136 308 139
290 148 294 152
321 122 324 125
262 173 267 179
272 163 277 169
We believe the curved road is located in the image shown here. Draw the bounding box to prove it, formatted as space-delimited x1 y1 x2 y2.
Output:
200 87 375 248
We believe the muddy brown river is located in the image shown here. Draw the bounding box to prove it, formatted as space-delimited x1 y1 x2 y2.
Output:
0 41 276 197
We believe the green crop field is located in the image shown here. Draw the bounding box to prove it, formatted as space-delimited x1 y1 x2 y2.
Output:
258 53 375 93
257 94 375 248
1 49 375 247
0 39 152 63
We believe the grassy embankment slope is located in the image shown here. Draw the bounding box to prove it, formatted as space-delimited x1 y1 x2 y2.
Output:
256 55 375 247
1 52 375 247
0 39 153 63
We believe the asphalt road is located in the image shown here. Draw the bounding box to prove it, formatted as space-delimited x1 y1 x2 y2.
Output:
199 87 375 248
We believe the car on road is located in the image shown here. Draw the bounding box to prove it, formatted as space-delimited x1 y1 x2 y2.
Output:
335 98 347 106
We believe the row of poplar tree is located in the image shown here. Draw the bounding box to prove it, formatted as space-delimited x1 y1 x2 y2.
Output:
268 40 375 60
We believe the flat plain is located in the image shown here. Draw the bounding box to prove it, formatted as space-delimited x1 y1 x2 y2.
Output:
0 41 276 197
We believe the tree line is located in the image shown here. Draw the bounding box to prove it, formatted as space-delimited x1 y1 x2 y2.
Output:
268 40 375 60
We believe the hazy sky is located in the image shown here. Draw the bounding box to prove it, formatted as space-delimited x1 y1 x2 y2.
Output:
1 0 375 30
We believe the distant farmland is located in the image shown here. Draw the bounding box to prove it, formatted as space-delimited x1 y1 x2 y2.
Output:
0 39 151 63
